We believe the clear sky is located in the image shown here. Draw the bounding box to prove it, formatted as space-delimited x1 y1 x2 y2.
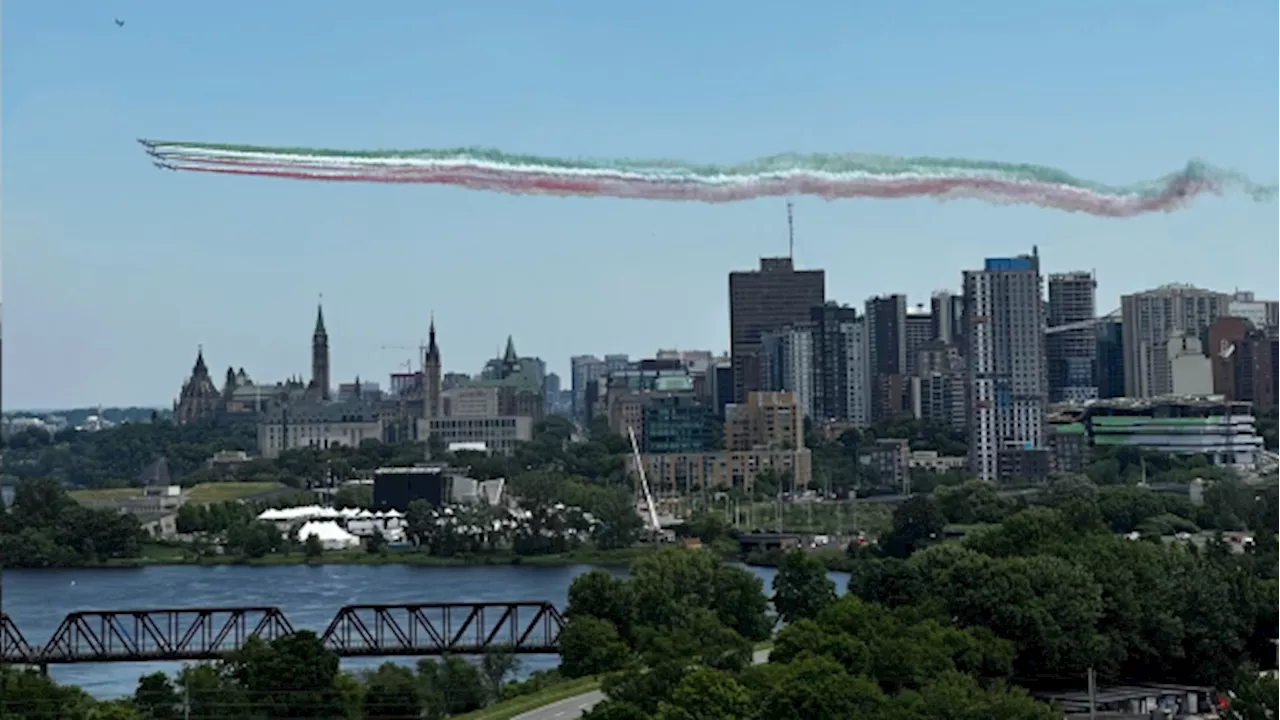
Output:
3 0 1277 410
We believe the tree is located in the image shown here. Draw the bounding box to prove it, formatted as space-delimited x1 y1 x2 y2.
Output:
133 671 181 719
304 533 325 560
0 666 100 719
560 616 632 678
936 479 1008 525
920 546 1106 678
1221 668 1279 720
480 646 521 702
367 529 388 554
224 632 343 718
566 569 635 642
881 495 947 558
417 656 487 715
891 671 1059 720
362 662 422 720
654 668 754 720
772 550 836 624
332 484 373 510
746 655 889 720
712 565 774 642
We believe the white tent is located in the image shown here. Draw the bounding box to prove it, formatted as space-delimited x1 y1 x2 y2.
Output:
296 520 361 551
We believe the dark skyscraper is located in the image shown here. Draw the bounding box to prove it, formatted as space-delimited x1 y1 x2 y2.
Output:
864 294 907 421
729 257 825 404
1046 272 1098 402
809 303 858 421
1095 317 1125 399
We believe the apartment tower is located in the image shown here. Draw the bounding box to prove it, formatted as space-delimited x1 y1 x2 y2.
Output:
964 252 1048 481
1120 285 1229 398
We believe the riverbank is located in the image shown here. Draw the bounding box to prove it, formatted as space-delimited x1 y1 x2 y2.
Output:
65 543 663 570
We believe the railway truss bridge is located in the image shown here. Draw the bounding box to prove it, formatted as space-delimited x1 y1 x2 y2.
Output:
0 601 564 669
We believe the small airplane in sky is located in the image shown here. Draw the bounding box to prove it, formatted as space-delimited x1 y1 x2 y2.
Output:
114 18 125 27
153 161 177 171
136 138 155 149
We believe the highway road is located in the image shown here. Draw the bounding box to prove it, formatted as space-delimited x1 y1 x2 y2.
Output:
513 647 773 720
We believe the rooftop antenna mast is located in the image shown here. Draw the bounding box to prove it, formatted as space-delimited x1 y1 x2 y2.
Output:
786 201 795 259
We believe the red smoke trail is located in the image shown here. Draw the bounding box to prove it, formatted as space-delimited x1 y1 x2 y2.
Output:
167 162 1204 217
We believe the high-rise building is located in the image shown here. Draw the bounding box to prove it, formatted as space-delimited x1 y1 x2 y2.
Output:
808 303 859 421
964 252 1048 482
641 394 713 454
842 318 871 428
865 294 908 422
1209 316 1278 413
1095 318 1125 399
930 291 965 348
759 323 817 418
710 358 734 420
729 258 825 404
917 341 966 430
570 355 607 423
1120 285 1229 398
1226 291 1280 335
904 305 933 376
1046 272 1098 403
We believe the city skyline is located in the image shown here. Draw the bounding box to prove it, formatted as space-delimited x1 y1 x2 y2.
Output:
6 256 1274 413
4 1 1276 409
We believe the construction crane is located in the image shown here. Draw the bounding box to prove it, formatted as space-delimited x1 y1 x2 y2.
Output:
1043 308 1121 335
627 426 666 542
379 343 425 373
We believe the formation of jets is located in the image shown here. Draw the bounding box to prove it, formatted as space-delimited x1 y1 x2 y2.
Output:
137 139 176 170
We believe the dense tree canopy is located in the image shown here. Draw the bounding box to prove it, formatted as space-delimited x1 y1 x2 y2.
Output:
0 477 145 568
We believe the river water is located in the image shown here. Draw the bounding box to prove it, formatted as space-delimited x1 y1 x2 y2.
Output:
2 562 847 699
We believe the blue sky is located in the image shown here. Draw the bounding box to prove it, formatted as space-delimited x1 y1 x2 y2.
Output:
4 0 1276 410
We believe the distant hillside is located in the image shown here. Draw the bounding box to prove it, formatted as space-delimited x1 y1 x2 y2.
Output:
2 406 173 427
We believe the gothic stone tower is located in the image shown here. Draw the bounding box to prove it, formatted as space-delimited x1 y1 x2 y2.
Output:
312 303 331 401
424 315 443 418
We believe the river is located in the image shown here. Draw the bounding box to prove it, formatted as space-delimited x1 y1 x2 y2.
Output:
2 562 849 699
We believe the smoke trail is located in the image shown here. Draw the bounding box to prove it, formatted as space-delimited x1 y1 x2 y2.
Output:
140 140 1277 217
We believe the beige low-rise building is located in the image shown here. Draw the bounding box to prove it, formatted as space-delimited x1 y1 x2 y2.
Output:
420 416 533 456
257 401 383 459
906 450 967 474
636 448 812 495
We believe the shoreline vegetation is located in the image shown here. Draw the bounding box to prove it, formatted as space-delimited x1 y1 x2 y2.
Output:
53 543 667 571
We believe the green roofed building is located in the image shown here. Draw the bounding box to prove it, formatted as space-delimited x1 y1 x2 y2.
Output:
1057 396 1263 467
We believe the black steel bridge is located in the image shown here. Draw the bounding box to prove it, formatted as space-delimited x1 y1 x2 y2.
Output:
0 601 564 667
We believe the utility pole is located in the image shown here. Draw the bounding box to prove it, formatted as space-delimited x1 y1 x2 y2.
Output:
1087 667 1097 720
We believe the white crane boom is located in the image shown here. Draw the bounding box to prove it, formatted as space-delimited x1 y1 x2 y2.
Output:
628 426 662 534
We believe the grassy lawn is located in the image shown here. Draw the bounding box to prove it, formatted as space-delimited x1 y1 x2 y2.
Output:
70 481 284 506
453 677 602 720
943 523 997 539
68 487 143 502
734 501 893 537
186 481 284 504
